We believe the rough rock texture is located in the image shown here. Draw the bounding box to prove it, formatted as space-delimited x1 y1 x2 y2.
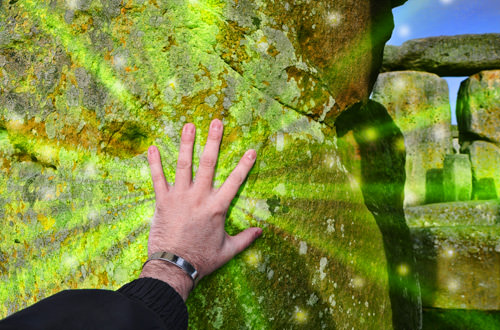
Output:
0 0 414 329
443 154 472 202
407 201 500 310
371 71 453 206
463 141 500 200
411 225 500 310
381 34 500 77
457 70 500 145
405 200 500 228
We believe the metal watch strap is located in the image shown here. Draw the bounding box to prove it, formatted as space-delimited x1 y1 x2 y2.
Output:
142 251 199 287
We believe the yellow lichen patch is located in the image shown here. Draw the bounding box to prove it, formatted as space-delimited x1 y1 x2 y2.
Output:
37 213 56 231
215 20 252 75
125 182 135 192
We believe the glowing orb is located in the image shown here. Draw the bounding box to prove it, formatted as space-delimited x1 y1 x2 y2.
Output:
294 307 308 323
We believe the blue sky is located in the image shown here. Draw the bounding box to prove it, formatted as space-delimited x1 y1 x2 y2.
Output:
388 0 500 124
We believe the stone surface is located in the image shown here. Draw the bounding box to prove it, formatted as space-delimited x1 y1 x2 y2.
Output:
411 225 500 310
456 70 500 145
443 154 472 202
0 1 410 329
422 308 500 330
381 34 500 77
371 71 453 206
405 200 500 228
463 141 500 200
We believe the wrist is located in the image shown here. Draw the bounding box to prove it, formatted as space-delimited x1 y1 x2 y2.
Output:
139 259 193 301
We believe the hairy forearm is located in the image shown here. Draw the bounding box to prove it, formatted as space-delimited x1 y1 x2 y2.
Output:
139 260 193 301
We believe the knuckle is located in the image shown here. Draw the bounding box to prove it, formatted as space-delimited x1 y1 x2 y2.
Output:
181 133 194 143
208 131 221 141
230 172 245 186
176 158 191 170
212 203 227 217
151 172 164 182
200 157 217 168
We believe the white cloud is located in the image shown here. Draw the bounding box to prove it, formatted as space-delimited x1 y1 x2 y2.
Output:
397 24 411 38
439 0 454 5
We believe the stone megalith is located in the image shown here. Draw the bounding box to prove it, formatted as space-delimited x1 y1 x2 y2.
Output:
381 34 500 77
0 0 421 329
457 70 500 145
371 71 453 207
463 141 500 200
443 154 472 202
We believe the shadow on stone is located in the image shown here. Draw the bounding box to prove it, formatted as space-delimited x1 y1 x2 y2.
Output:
422 308 500 330
425 169 444 204
474 178 498 200
336 100 422 330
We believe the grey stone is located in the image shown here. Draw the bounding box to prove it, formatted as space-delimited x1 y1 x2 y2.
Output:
371 71 453 206
382 34 500 76
405 200 500 227
411 225 500 310
443 154 472 202
457 70 500 145
464 141 500 200
100 0 122 19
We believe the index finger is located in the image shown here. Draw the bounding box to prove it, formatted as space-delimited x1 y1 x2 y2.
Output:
147 145 169 201
215 149 256 209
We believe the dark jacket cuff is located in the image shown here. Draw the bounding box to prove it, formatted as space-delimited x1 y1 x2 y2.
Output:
117 277 188 330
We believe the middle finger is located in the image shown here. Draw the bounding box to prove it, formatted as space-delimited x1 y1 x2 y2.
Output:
194 119 223 190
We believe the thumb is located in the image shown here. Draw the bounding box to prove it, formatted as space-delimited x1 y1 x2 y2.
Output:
228 227 263 258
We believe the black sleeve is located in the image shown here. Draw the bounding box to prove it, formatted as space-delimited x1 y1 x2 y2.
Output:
0 277 188 330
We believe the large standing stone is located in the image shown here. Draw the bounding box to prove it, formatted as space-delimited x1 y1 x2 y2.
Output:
412 224 500 310
0 1 415 329
464 141 500 200
371 71 453 206
443 154 472 202
457 70 500 145
381 34 500 77
407 201 500 310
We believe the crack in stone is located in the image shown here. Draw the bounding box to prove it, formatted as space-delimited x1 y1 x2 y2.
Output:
102 121 126 153
215 51 335 129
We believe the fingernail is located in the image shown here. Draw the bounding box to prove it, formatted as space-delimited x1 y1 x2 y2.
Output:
246 149 256 161
183 123 194 134
148 146 156 157
211 119 222 131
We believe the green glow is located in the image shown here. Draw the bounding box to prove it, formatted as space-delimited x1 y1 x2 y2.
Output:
1 1 498 329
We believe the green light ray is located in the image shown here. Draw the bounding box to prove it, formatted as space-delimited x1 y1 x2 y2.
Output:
0 201 153 310
71 223 150 290
16 0 179 156
1 223 150 316
0 186 153 263
223 259 270 329
232 201 423 304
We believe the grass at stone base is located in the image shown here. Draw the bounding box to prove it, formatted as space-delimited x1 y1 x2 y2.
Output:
422 308 500 330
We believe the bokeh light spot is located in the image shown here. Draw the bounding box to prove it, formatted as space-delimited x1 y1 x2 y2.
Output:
294 306 308 323
397 263 410 276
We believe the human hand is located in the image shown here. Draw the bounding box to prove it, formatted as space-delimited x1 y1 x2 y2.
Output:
139 118 262 301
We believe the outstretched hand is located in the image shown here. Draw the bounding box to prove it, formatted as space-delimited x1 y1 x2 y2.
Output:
139 119 262 301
